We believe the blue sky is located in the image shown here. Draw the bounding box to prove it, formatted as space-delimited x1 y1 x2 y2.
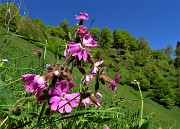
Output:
16 0 180 50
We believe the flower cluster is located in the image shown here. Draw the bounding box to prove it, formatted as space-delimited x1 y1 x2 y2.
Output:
22 12 120 115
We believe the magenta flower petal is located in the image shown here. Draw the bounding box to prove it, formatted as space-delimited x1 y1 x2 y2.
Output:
25 81 36 93
49 96 61 103
70 100 79 107
75 12 89 20
35 88 44 98
65 104 72 113
66 93 80 100
64 45 69 57
22 74 36 83
33 50 37 55
58 100 66 113
38 49 43 53
77 25 87 37
78 50 83 60
60 80 67 91
48 88 60 96
82 49 88 61
82 98 92 106
69 43 81 52
114 74 120 83
108 81 117 92
58 105 65 114
54 82 63 94
50 100 59 110
67 81 75 90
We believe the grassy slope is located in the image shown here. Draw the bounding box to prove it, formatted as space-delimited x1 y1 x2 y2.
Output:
0 26 56 103
118 86 180 129
0 26 180 128
0 26 56 64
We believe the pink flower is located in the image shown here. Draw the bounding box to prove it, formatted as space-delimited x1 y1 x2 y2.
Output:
104 125 110 129
90 60 104 74
82 92 102 108
82 33 97 48
33 50 43 55
69 42 88 61
108 74 120 92
38 49 43 53
82 74 93 84
82 97 92 106
22 74 46 98
53 70 59 76
33 50 37 55
75 12 89 20
48 80 80 114
77 25 88 38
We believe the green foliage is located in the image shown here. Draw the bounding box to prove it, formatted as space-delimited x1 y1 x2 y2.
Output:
137 37 151 51
0 3 22 31
113 30 138 54
0 4 179 128
153 78 176 108
99 28 114 49
133 50 151 66
175 88 180 106
0 80 15 104
174 41 180 68
90 28 101 42
143 64 161 87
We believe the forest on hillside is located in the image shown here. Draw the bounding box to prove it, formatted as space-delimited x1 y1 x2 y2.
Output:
0 2 180 109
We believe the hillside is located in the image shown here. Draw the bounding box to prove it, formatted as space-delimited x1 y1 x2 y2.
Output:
0 3 180 128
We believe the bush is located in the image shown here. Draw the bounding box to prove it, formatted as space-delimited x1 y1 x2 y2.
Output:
153 79 175 108
139 77 151 91
175 88 180 107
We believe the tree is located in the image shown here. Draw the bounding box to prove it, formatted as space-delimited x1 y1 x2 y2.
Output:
174 41 180 68
113 30 138 55
99 28 113 49
161 44 174 57
174 41 180 88
90 28 101 42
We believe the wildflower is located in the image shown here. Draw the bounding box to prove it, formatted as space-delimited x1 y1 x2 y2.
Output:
82 92 102 108
33 50 37 55
108 74 120 92
38 49 43 53
53 70 59 76
48 80 80 114
75 12 89 20
104 125 110 129
33 49 43 55
83 33 97 47
90 60 104 74
82 74 93 84
82 97 92 106
77 25 88 38
22 74 46 98
69 42 88 61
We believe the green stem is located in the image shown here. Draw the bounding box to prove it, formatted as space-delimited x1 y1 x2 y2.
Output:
137 82 143 127
37 101 46 127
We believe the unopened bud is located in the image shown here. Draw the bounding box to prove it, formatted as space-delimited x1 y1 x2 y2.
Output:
89 94 100 107
101 75 112 83
53 70 59 76
12 106 22 116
